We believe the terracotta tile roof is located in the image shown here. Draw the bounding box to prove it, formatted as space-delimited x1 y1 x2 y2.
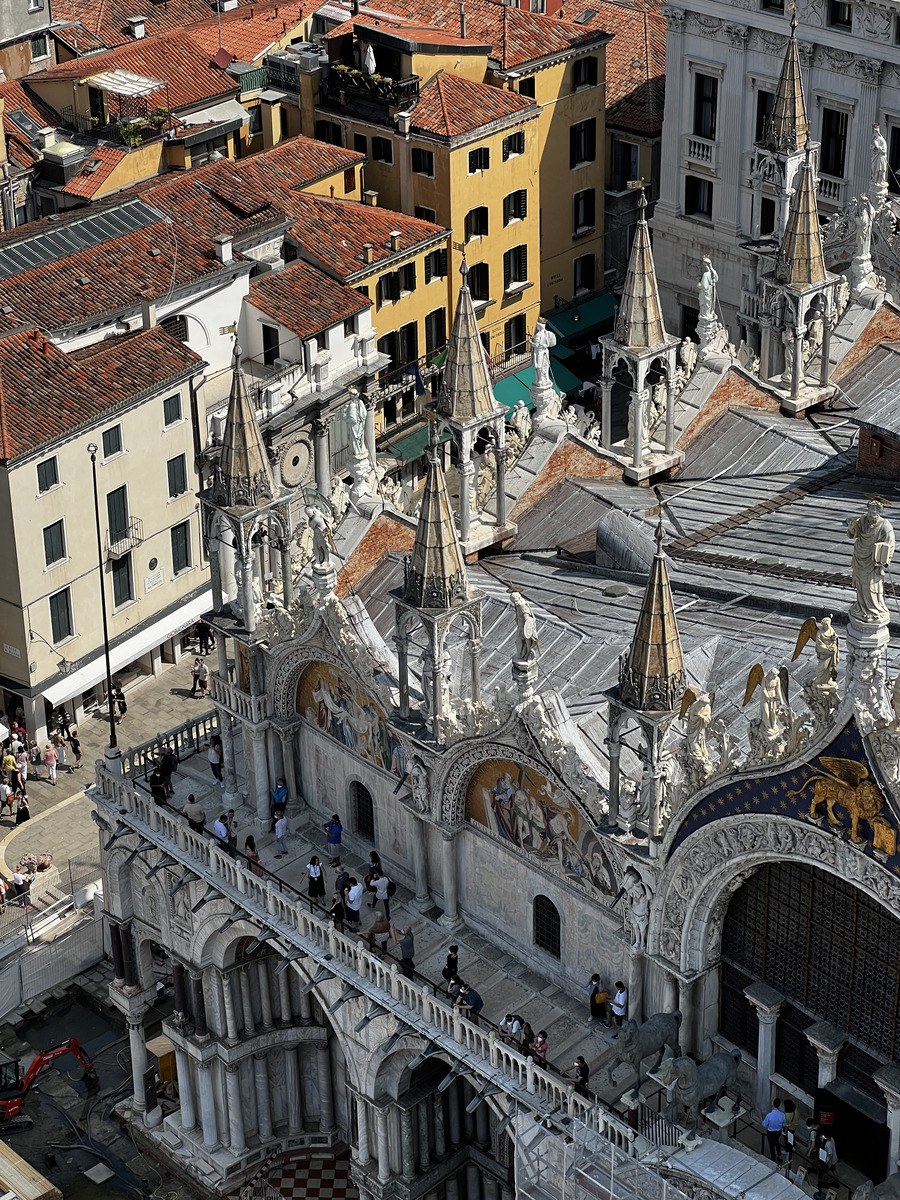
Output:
187 2 315 62
249 261 370 338
51 21 109 53
411 71 536 137
0 79 57 138
60 144 128 198
325 15 488 49
279 193 447 278
28 28 241 112
569 0 665 135
0 326 202 459
203 133 364 192
49 0 296 50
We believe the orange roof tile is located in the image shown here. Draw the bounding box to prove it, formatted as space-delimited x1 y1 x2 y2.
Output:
568 0 665 134
0 327 202 459
0 79 57 138
249 261 370 338
187 2 315 62
410 70 535 137
50 0 290 50
61 144 128 199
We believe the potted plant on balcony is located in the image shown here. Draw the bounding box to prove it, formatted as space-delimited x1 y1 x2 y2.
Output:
121 120 144 147
148 106 170 131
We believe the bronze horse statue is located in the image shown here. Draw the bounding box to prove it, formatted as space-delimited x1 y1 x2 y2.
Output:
606 1010 682 1086
854 1175 900 1200
658 1049 741 1134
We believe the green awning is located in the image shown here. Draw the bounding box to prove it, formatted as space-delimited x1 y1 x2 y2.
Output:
546 293 618 342
492 351 582 411
384 422 451 462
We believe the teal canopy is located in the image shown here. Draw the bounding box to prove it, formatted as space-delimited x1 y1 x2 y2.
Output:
546 293 618 342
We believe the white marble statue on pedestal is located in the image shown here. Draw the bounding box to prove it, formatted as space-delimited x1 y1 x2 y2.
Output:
697 256 724 359
848 499 895 625
344 388 375 501
872 124 889 208
509 587 539 666
307 506 333 569
850 194 877 294
530 319 563 430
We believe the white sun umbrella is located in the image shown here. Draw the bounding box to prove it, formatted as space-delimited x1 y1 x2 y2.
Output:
364 45 377 74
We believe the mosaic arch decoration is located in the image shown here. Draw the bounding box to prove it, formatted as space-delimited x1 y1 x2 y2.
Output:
465 758 616 894
296 660 407 778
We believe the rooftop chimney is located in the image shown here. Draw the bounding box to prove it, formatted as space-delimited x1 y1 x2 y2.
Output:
459 0 466 38
363 189 378 206
389 231 401 252
127 15 147 38
140 291 157 329
37 127 55 150
396 110 410 136
214 233 233 263
363 243 374 263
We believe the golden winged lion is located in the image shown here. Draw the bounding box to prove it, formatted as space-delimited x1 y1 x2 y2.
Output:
786 758 885 844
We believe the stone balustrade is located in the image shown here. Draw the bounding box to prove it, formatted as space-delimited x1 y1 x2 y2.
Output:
208 672 270 723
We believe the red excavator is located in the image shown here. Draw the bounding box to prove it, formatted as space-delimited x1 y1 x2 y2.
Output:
0 1039 98 1129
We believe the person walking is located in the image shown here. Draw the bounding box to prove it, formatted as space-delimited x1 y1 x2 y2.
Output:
14 795 30 825
14 745 27 787
370 871 392 920
68 728 83 770
588 973 609 1025
197 621 211 655
225 810 238 849
306 856 326 900
115 687 127 724
762 1099 787 1164
213 814 233 855
55 706 71 737
43 741 57 786
324 814 342 866
442 946 459 985
455 983 484 1023
392 925 416 979
12 866 32 908
274 809 288 858
52 732 67 775
611 981 628 1034
245 835 264 877
0 781 13 818
206 738 224 787
190 658 203 697
565 1056 590 1098
28 741 42 782
345 877 363 927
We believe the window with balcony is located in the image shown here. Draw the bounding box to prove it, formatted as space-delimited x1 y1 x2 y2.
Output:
574 253 595 295
464 206 489 241
107 485 128 541
821 107 848 177
469 262 489 302
377 331 399 370
167 454 188 498
502 131 525 161
102 424 122 459
755 89 775 143
611 140 639 191
425 308 446 354
424 248 448 282
399 321 418 364
372 136 393 164
163 393 182 426
262 324 280 366
503 244 528 291
890 127 900 195
171 521 191 575
43 519 66 567
415 205 436 222
693 73 718 140
573 56 598 90
503 189 527 226
685 175 713 218
37 456 59 494
161 314 187 342
468 146 490 173
49 587 73 644
412 147 434 176
112 553 134 607
828 0 851 26
573 187 596 234
569 119 596 167
315 120 342 146
518 76 536 98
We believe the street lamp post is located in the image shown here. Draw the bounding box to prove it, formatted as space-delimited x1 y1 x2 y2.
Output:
86 444 117 755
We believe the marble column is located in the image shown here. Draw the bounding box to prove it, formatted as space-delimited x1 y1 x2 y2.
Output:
804 1020 846 1087
128 1020 148 1117
355 1095 370 1164
446 1177 460 1200
440 832 460 926
432 1091 445 1157
447 1079 461 1146
254 1053 273 1141
483 1179 500 1200
875 1065 900 1181
279 540 294 610
173 962 187 1018
600 377 613 450
247 725 271 825
458 461 474 543
665 377 677 454
605 708 622 826
313 418 331 498
257 960 274 1030
626 945 644 1027
225 1063 246 1153
475 1099 489 1148
399 1109 415 1179
631 390 647 468
462 1083 476 1141
853 62 883 190
198 1062 218 1148
655 7 684 220
411 816 429 904
110 923 125 985
364 396 377 465
317 1043 335 1133
719 25 748 236
277 728 300 811
662 972 678 1014
121 923 138 990
466 1163 481 1200
190 969 208 1039
239 967 256 1035
396 634 410 720
376 1107 391 1183
174 1048 196 1132
417 1101 431 1170
299 991 313 1024
285 1047 304 1134
743 981 784 1113
219 971 239 1043
819 294 833 387
277 967 292 1026
790 325 805 404
495 445 508 529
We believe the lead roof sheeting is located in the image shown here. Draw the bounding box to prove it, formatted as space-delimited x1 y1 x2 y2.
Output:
0 198 165 280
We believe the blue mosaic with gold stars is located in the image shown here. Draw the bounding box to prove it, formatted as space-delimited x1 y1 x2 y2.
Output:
670 717 900 868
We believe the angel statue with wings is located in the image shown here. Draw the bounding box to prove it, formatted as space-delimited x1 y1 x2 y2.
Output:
744 663 790 742
792 615 839 691
679 689 713 767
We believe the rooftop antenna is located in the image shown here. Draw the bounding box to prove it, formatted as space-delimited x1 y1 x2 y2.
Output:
459 0 466 38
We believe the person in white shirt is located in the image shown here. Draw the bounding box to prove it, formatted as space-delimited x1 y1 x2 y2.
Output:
345 878 364 926
370 871 392 919
611 981 628 1036
213 814 234 857
274 810 288 858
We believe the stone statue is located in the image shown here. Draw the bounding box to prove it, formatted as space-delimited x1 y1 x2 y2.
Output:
530 318 556 390
781 327 796 385
330 475 350 524
626 393 651 451
345 388 368 460
698 256 718 322
509 587 539 665
306 505 332 568
510 398 532 442
814 616 840 687
853 193 876 261
892 675 900 729
409 758 429 812
606 1010 682 1087
623 866 651 951
679 337 698 378
759 667 785 737
848 498 895 625
684 692 712 765
872 124 888 199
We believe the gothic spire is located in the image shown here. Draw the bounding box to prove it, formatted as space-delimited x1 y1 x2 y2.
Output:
619 522 685 711
212 342 276 509
775 154 827 288
762 15 809 155
613 190 668 351
436 259 497 423
404 427 469 609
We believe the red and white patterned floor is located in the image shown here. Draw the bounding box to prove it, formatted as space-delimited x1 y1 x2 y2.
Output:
237 1156 359 1200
